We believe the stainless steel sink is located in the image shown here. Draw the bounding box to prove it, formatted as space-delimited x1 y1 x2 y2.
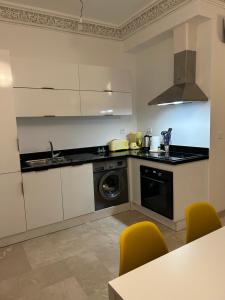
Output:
25 156 66 167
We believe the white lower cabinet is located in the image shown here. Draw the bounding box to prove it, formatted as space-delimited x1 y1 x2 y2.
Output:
22 169 63 230
61 164 95 220
129 159 141 205
0 172 26 239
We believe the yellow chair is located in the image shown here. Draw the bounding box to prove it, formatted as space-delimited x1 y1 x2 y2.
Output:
119 221 168 276
185 201 222 243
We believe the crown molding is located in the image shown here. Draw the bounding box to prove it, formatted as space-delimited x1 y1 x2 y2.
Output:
0 0 192 40
120 0 191 39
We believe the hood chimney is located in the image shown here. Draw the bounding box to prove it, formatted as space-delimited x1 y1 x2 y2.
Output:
148 23 208 106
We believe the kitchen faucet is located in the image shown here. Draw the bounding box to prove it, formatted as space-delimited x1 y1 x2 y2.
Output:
49 141 60 159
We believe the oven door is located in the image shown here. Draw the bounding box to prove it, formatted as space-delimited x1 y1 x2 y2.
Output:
141 171 173 219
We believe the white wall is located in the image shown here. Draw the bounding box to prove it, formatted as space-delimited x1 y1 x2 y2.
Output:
139 103 210 147
135 21 211 147
0 22 137 153
17 116 135 153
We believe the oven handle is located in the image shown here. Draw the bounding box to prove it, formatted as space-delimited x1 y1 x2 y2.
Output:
141 175 165 185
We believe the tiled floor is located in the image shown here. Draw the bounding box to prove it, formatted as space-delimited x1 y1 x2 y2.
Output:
0 210 224 300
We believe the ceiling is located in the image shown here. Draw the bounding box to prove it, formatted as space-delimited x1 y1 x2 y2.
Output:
4 0 154 25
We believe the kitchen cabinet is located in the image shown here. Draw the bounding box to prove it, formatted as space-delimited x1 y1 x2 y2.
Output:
0 172 26 239
0 51 20 173
12 58 79 90
22 169 63 230
79 65 132 93
13 60 133 117
129 159 141 205
14 88 81 117
61 164 95 220
129 158 208 228
80 91 132 116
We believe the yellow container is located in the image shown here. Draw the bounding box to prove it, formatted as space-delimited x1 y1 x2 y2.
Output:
108 139 129 152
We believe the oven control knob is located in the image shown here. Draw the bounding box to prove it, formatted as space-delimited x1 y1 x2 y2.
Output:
158 172 162 177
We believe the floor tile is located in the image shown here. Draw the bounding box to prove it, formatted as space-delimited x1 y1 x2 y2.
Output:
0 244 31 282
23 236 61 269
18 277 87 300
64 251 114 297
0 259 72 300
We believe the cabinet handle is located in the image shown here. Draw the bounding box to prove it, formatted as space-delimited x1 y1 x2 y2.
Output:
42 87 55 90
21 182 24 197
17 138 20 152
43 115 56 118
103 89 113 93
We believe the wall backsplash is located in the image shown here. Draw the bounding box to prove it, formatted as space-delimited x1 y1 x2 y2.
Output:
138 102 210 147
17 116 136 153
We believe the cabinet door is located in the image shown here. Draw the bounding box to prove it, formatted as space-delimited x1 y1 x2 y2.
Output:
0 50 20 174
0 172 26 238
129 159 141 205
23 169 63 230
113 93 132 115
14 88 81 117
79 65 132 92
80 91 132 116
61 164 95 220
12 58 79 90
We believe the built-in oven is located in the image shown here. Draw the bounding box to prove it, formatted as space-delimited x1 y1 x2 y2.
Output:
140 166 173 219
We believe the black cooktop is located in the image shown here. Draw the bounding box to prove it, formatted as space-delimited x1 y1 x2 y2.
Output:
136 151 204 162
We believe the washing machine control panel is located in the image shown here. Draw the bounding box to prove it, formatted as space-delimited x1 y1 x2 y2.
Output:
93 159 127 173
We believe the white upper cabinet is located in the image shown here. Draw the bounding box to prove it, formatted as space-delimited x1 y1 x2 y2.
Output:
79 65 132 93
61 164 95 220
22 169 63 230
0 172 26 239
0 50 20 174
80 91 132 116
12 59 133 117
12 58 79 90
14 88 81 117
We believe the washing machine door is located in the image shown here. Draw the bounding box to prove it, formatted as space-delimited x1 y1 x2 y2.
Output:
99 171 122 200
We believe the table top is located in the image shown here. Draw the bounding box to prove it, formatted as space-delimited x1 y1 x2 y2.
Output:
109 226 225 300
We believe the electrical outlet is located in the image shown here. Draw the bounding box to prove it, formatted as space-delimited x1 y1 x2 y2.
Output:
147 128 153 134
120 129 126 134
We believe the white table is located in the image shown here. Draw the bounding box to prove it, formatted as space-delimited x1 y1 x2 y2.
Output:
108 227 225 300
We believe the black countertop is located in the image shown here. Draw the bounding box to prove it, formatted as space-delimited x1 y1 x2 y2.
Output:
20 145 209 173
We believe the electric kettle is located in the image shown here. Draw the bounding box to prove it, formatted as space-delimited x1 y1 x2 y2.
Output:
142 134 151 151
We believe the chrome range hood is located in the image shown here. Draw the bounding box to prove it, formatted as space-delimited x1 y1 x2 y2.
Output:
148 24 208 106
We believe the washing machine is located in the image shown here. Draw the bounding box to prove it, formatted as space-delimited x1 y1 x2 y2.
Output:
93 159 128 211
